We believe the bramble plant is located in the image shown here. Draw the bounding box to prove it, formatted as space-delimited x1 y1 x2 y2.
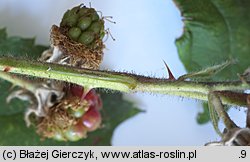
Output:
0 1 250 146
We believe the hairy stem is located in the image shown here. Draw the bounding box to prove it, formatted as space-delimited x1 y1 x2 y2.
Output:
0 71 36 92
0 56 249 106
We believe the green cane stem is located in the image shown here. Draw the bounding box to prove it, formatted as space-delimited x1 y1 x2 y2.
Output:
0 56 249 106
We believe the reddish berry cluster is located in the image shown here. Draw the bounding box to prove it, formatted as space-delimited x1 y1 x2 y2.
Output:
37 85 103 141
70 85 102 132
59 85 103 141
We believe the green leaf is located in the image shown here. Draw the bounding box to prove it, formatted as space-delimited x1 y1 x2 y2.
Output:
0 28 48 59
196 102 210 124
0 91 141 145
0 28 48 115
175 0 250 125
0 28 7 41
0 81 28 115
175 0 250 81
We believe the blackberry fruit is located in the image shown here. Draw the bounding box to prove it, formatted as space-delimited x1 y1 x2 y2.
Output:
60 5 104 47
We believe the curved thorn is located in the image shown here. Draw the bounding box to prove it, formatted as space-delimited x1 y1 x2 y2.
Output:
163 60 175 81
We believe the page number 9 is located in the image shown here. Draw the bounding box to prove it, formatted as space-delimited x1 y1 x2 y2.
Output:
240 150 246 158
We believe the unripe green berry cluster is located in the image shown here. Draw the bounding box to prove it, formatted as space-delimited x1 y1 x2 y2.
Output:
60 5 104 46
